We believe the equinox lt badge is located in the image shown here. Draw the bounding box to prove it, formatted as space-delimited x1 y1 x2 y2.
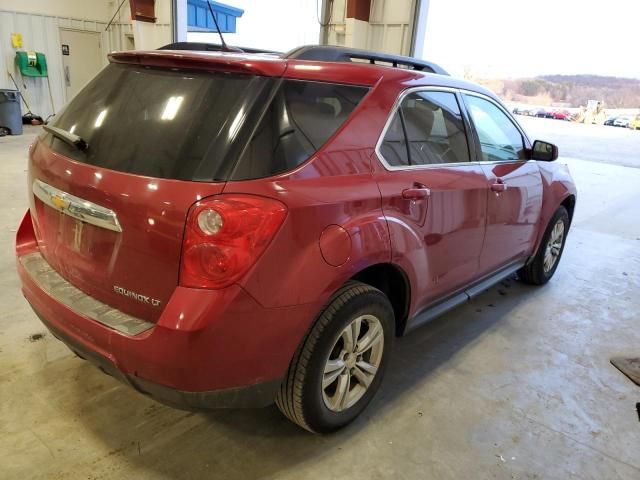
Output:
113 286 161 307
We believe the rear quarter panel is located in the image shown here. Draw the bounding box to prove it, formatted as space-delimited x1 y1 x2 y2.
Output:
226 165 390 309
223 102 393 309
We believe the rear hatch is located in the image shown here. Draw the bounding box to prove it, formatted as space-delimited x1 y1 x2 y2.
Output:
29 60 278 322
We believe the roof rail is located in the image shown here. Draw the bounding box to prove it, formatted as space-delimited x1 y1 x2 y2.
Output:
284 45 448 75
158 42 280 55
156 43 448 75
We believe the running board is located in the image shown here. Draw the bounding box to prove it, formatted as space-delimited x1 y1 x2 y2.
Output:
404 260 526 334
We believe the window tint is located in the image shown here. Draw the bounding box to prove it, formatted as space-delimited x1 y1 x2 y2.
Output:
232 80 369 180
44 66 368 182
45 63 273 181
464 95 526 162
379 90 469 167
401 91 469 165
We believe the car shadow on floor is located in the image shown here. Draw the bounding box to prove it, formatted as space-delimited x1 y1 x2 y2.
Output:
60 275 540 479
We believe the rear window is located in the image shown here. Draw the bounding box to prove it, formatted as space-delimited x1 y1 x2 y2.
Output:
44 63 368 182
44 63 275 181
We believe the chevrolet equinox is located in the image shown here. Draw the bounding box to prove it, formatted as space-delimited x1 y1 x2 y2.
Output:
16 44 577 433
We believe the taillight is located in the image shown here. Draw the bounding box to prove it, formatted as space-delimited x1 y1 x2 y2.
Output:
180 194 287 289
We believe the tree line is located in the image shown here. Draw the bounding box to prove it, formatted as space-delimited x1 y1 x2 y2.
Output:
477 75 640 108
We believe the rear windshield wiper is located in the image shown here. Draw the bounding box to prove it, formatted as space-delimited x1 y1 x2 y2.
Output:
43 125 89 151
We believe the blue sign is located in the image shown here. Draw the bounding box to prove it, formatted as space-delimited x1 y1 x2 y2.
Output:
187 0 244 33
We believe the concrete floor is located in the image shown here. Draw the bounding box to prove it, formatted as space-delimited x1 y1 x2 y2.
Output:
1 124 639 479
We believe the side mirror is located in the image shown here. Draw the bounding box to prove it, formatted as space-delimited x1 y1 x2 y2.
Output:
531 140 558 161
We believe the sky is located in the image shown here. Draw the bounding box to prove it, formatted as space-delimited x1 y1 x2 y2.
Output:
187 0 321 53
421 0 640 79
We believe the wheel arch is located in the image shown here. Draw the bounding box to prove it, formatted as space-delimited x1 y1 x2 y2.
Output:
561 194 576 226
350 262 411 336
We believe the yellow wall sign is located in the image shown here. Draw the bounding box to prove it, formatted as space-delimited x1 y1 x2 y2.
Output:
11 33 23 48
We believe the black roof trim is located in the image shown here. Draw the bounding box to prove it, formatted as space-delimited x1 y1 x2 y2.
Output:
158 42 280 55
284 45 449 75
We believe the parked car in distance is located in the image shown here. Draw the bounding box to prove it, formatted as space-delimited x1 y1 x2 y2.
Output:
604 116 618 126
614 116 631 127
628 114 640 130
15 44 577 433
552 110 570 120
512 106 530 115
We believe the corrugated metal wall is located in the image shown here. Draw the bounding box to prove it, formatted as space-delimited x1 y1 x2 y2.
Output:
325 0 416 56
0 10 108 120
368 0 415 55
0 8 169 121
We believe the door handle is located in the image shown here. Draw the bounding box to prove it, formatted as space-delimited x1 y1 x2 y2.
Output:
490 179 508 193
402 184 431 200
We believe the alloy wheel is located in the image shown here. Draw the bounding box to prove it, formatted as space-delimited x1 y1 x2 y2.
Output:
322 314 384 412
543 219 565 273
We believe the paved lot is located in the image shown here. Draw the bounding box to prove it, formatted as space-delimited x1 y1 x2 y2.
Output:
1 126 639 479
518 115 640 169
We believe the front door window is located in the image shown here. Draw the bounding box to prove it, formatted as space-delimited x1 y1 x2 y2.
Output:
464 95 525 162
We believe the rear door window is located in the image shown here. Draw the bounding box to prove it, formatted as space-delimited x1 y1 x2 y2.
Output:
400 91 470 165
231 80 369 180
379 90 470 167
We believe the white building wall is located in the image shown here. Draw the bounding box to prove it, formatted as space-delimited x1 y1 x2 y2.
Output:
0 9 109 119
113 0 172 50
325 0 416 55
0 0 111 21
368 0 415 55
0 1 172 120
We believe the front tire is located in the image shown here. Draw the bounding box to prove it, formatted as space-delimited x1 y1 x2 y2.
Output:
518 206 569 285
275 281 394 433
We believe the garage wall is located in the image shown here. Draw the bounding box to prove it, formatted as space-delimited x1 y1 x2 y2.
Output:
0 0 111 21
325 0 416 55
0 1 171 121
0 9 112 120
106 0 172 51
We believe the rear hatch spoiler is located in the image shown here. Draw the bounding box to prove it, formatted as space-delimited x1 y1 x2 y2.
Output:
108 50 287 76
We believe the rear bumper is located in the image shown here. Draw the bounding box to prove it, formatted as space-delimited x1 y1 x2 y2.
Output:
32 307 281 409
17 228 319 409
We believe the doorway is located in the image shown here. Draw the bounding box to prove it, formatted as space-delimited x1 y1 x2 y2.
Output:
59 29 103 101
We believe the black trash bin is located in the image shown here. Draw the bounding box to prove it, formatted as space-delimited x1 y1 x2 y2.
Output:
0 89 23 136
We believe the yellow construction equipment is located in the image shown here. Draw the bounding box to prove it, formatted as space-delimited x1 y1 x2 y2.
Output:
571 100 607 124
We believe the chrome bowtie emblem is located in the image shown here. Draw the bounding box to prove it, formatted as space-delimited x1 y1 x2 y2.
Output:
50 194 70 210
32 179 122 233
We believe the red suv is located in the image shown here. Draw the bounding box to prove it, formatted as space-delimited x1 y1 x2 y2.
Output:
16 44 576 433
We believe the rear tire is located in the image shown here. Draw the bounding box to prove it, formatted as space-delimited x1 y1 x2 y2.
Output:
275 281 394 433
518 206 569 285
